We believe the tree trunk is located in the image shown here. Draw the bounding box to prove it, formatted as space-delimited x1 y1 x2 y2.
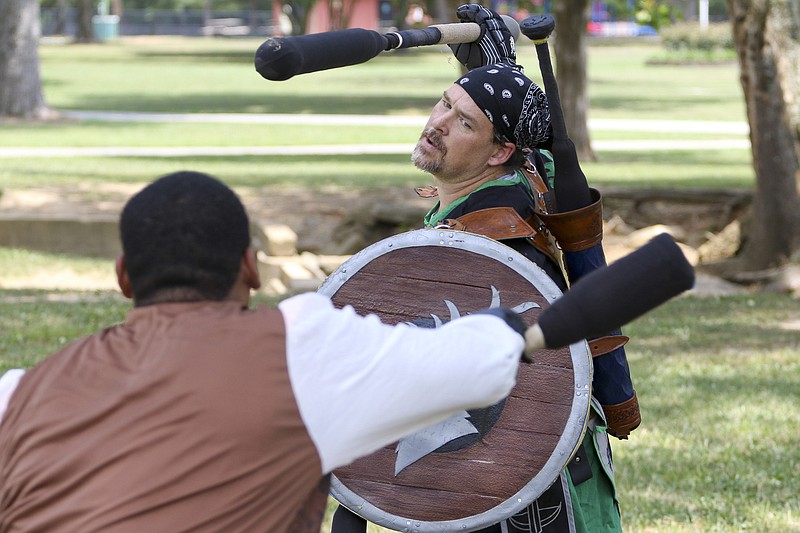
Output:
285 0 315 35
553 0 596 162
0 0 49 118
203 0 213 27
75 0 94 43
248 0 259 32
328 0 356 30
55 0 69 35
728 0 800 270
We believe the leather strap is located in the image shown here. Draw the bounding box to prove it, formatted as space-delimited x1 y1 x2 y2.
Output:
445 207 536 240
588 335 629 358
566 441 593 485
520 165 557 215
441 207 560 266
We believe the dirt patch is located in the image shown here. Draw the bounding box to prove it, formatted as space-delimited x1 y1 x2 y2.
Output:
0 184 754 296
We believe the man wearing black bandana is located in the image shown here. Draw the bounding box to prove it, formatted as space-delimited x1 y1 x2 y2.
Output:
411 63 566 290
332 4 636 533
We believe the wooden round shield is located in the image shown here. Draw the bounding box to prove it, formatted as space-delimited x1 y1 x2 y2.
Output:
317 229 592 532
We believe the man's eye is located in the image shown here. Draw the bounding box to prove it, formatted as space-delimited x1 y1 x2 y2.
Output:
442 100 452 109
461 119 472 130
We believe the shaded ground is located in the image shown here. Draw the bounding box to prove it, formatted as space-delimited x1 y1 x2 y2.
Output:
0 184 754 296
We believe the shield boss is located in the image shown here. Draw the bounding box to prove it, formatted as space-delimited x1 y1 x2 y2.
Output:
318 229 592 532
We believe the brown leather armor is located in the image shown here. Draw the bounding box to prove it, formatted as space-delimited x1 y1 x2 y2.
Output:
535 188 605 252
441 206 560 266
602 392 642 440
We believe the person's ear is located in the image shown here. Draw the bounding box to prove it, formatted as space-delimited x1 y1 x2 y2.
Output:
242 246 261 291
115 255 134 299
488 141 516 167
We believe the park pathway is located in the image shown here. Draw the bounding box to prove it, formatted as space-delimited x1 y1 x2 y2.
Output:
0 112 750 157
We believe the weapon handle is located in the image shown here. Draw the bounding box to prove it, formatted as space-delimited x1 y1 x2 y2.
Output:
387 15 518 49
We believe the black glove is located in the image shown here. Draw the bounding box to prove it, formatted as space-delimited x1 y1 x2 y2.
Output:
448 4 517 70
472 307 530 362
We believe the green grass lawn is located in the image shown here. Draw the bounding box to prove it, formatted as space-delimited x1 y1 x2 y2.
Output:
1 289 797 532
0 148 755 190
0 37 753 189
33 37 745 122
37 37 460 115
615 295 800 532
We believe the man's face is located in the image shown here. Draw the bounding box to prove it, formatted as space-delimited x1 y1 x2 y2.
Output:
412 84 501 183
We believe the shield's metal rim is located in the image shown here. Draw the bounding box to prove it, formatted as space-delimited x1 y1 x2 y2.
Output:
318 229 592 532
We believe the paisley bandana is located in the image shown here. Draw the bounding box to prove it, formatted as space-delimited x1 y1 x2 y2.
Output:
456 63 551 150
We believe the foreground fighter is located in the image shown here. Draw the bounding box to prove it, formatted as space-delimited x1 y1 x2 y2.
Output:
333 4 638 533
0 171 532 532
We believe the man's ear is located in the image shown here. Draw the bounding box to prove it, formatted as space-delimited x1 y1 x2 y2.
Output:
242 246 261 291
115 255 134 299
488 141 516 167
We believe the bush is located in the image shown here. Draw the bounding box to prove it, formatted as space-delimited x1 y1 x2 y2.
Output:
660 21 734 52
654 21 736 63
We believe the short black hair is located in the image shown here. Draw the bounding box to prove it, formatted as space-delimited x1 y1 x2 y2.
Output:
119 171 251 305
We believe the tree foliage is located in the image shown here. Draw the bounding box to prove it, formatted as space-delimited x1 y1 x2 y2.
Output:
633 0 677 29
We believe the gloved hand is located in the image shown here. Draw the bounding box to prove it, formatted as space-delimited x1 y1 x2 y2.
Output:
448 4 517 70
472 307 530 362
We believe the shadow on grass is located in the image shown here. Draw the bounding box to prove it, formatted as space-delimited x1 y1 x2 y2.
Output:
0 153 421 189
592 150 752 166
626 294 799 355
59 92 439 115
590 93 745 118
134 50 257 64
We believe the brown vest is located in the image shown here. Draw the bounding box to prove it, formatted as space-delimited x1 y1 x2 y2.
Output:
0 301 323 533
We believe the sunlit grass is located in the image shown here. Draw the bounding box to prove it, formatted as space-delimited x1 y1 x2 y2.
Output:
0 37 754 192
0 148 754 190
1 280 797 533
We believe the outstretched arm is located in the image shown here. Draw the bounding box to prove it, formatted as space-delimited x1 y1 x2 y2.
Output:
279 293 524 473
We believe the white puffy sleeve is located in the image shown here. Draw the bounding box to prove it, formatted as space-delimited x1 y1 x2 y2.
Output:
279 292 523 473
0 369 26 425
